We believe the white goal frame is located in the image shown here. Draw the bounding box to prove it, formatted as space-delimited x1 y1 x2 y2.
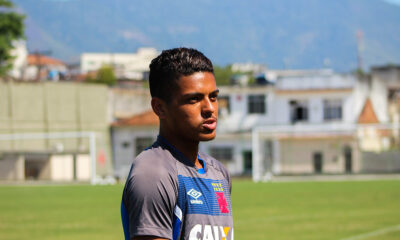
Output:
0 131 98 184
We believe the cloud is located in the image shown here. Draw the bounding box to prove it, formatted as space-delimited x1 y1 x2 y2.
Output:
119 30 152 45
167 25 199 35
383 0 400 6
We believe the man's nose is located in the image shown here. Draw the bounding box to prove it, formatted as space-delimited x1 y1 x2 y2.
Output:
201 98 215 117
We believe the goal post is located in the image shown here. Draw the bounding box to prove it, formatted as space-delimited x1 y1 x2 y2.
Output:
0 131 99 184
252 123 400 182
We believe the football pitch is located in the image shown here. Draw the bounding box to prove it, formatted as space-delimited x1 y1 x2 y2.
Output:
0 179 399 240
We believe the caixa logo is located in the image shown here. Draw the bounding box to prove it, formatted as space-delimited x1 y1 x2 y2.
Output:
187 188 203 204
189 224 233 240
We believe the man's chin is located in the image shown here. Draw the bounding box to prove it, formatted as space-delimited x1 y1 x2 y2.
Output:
199 132 216 142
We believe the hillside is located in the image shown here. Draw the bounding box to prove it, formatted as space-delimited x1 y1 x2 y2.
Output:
13 0 400 71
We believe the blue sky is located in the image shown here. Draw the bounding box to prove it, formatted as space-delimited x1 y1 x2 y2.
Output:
385 0 400 5
46 0 400 4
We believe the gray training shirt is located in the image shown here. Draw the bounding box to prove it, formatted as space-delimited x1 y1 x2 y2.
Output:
121 136 234 240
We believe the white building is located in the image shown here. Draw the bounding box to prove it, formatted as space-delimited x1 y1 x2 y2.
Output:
110 67 400 180
231 63 267 73
80 48 159 80
199 73 366 177
8 40 28 79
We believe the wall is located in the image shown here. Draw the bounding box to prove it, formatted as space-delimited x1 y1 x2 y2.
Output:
108 88 152 120
112 126 158 179
279 138 359 174
0 81 112 179
50 155 74 181
0 154 24 180
361 150 400 173
76 155 91 181
274 89 355 125
217 86 273 132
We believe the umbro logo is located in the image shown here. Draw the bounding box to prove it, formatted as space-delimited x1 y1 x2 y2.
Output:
187 189 202 199
187 189 203 204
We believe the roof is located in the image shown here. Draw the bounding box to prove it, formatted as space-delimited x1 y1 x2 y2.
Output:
358 98 379 124
112 110 159 127
27 54 65 66
371 65 400 72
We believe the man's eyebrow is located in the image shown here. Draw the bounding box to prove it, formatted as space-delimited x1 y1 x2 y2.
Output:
210 89 220 95
182 92 203 98
182 89 219 98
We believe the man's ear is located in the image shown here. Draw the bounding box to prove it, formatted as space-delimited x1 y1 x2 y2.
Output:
151 97 167 119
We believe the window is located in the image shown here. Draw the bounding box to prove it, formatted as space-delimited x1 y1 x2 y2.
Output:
209 146 233 162
218 96 230 116
248 94 266 114
324 99 342 121
135 137 153 156
290 100 308 123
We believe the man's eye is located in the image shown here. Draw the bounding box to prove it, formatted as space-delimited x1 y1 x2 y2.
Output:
210 95 218 101
188 97 200 103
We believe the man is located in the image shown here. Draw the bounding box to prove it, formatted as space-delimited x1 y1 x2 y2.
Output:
121 48 234 240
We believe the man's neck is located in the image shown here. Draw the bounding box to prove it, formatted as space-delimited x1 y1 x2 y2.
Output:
159 130 202 168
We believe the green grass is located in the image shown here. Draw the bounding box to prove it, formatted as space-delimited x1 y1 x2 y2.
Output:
0 180 399 240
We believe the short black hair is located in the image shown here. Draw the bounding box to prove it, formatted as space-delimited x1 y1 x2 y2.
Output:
149 47 214 102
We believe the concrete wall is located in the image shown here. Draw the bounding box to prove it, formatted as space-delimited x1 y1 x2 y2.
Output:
279 138 359 174
0 81 112 179
50 155 74 181
361 151 400 173
108 88 152 120
76 155 91 180
0 154 24 180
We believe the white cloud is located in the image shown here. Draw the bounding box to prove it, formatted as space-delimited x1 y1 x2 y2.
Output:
383 0 400 6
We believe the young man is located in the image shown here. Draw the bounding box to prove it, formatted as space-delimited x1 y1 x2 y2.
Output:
121 48 234 240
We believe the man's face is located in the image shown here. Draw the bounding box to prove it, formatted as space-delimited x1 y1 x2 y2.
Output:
163 72 219 142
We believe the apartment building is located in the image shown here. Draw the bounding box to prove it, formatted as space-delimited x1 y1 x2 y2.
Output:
80 48 158 80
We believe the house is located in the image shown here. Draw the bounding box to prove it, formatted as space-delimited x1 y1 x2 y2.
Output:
111 110 159 179
249 67 400 180
199 73 366 178
25 54 68 81
80 48 158 80
250 73 364 180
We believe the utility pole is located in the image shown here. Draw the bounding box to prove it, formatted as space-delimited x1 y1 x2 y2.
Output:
356 30 364 72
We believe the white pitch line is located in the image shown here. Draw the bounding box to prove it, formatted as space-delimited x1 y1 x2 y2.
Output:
340 224 400 240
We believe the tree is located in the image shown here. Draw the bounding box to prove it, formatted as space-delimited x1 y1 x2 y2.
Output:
213 65 234 86
214 65 255 86
0 0 25 77
87 65 116 86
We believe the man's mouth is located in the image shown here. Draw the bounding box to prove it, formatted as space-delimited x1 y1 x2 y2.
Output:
202 118 217 131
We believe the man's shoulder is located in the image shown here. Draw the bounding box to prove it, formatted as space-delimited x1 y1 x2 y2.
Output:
130 145 178 180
